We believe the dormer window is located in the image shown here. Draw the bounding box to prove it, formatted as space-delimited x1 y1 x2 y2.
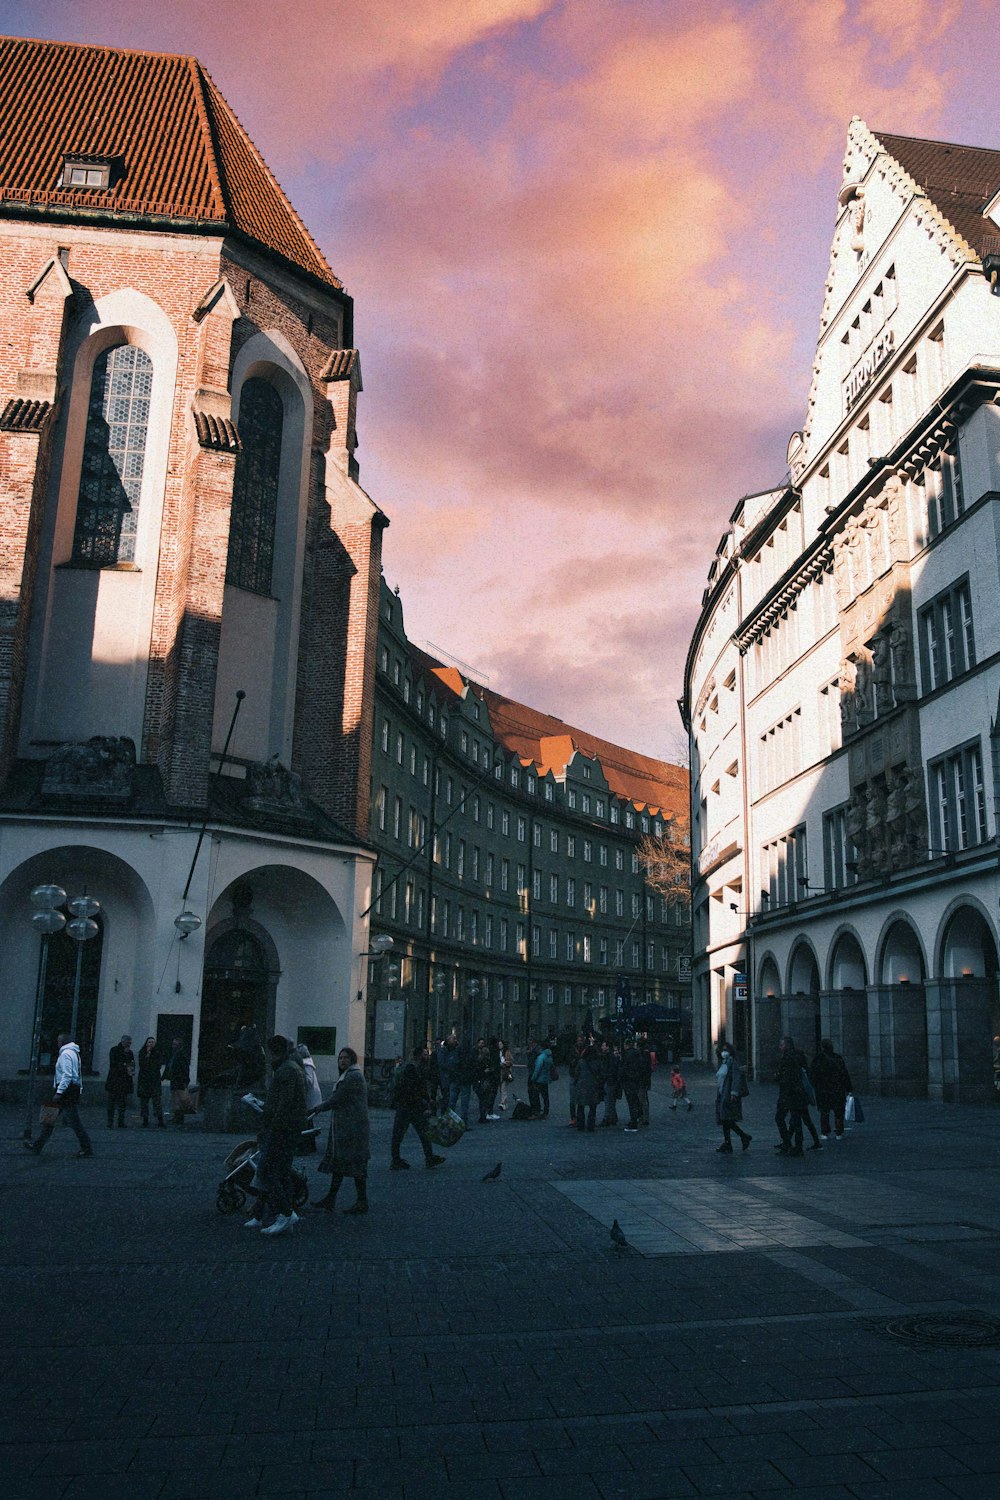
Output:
61 155 116 191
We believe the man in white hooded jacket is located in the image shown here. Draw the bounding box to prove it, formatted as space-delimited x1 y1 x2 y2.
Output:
26 1032 93 1157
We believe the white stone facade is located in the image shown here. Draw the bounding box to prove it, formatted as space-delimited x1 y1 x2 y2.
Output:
683 120 1000 1101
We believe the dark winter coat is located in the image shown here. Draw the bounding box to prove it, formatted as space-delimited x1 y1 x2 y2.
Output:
454 1040 479 1087
105 1043 135 1100
716 1056 748 1124
809 1048 853 1109
163 1048 189 1090
393 1059 430 1112
575 1051 604 1107
136 1045 162 1100
776 1047 809 1108
316 1064 370 1175
620 1047 646 1088
261 1053 307 1138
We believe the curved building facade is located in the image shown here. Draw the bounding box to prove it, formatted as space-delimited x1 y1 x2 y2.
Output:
369 579 691 1051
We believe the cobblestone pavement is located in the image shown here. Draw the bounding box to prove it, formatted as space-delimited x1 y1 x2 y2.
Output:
4 1065 1000 1499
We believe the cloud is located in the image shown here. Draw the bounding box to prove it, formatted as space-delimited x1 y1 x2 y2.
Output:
2 0 973 758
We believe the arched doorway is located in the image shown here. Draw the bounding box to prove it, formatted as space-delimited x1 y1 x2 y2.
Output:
200 925 278 1084
38 913 104 1074
755 954 783 1072
877 918 928 1096
787 940 821 1055
824 929 870 1092
936 905 999 1102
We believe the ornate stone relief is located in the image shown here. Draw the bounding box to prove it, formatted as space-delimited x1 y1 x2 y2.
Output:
41 737 136 801
241 756 310 820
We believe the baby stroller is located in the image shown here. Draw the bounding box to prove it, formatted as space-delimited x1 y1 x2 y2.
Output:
215 1095 319 1216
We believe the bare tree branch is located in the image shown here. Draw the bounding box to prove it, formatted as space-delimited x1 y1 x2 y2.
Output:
637 815 691 903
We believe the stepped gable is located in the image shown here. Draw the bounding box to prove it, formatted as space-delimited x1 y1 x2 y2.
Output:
0 34 341 290
872 128 1000 258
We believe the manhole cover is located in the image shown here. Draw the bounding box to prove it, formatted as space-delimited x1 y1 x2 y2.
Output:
882 1312 1000 1348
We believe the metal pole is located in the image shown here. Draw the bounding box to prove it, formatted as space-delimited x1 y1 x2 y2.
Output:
181 690 245 903
69 938 85 1044
22 935 50 1141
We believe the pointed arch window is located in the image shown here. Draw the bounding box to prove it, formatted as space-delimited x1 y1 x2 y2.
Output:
227 378 283 595
73 343 152 565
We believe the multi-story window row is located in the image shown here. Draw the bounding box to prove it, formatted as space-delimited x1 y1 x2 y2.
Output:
370 581 690 1045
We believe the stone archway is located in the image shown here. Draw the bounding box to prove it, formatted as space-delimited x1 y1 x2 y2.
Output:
201 864 348 1085
786 940 821 1055
755 954 783 1073
0 845 155 1081
823 928 870 1091
873 917 928 1096
929 904 1000 1102
199 920 279 1085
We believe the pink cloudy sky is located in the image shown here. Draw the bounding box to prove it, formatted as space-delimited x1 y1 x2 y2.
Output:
4 1 996 760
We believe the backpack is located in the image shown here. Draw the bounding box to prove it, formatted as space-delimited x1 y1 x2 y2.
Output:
511 1100 534 1121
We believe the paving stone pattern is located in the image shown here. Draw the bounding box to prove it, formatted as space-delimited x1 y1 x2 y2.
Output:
4 1067 1000 1499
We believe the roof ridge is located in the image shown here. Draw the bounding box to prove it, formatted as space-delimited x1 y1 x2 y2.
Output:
4 32 199 66
869 125 1000 157
188 56 227 221
198 63 340 289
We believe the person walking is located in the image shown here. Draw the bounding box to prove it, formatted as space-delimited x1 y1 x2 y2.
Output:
474 1038 494 1123
312 1046 370 1214
715 1045 751 1152
528 1039 554 1117
810 1039 853 1139
774 1036 809 1156
574 1043 603 1132
451 1033 478 1125
600 1040 621 1127
620 1039 645 1133
163 1037 190 1126
567 1032 587 1126
636 1037 653 1126
245 1035 308 1235
25 1033 93 1158
670 1064 694 1111
391 1044 446 1170
136 1037 165 1127
105 1034 135 1128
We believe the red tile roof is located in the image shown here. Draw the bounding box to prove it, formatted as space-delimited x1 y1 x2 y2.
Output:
0 35 341 290
480 688 688 817
406 641 687 816
872 128 1000 259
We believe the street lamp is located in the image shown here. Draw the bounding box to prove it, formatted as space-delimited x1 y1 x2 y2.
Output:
23 882 67 1141
66 893 101 1045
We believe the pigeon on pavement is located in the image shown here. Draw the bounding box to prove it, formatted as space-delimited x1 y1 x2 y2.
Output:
610 1219 629 1249
482 1162 502 1182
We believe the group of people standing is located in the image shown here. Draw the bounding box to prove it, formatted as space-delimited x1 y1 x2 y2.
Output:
103 1034 195 1128
525 1031 657 1132
428 1032 514 1123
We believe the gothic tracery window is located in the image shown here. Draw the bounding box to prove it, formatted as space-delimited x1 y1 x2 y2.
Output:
73 343 152 565
226 378 283 595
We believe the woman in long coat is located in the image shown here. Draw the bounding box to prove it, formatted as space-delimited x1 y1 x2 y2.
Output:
715 1046 751 1153
312 1046 370 1214
105 1035 135 1128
